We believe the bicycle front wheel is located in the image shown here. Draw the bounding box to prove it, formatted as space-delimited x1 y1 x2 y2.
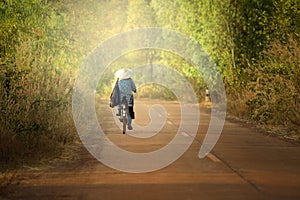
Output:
122 117 127 134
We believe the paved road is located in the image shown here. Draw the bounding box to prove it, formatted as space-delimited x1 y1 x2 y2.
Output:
2 100 300 200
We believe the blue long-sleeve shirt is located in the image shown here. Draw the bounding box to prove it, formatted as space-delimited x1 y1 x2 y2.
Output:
118 78 136 105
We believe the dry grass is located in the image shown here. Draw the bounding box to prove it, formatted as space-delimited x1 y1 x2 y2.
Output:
0 40 76 170
227 36 300 141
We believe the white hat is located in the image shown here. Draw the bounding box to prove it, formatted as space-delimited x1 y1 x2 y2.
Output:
115 68 133 80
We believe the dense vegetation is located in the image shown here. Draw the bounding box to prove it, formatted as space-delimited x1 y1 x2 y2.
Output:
0 0 299 169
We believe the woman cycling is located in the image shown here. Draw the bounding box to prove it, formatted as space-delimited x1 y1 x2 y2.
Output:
115 68 136 130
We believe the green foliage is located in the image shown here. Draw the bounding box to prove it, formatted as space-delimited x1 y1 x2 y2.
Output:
247 36 300 127
1 0 299 168
271 0 300 43
151 0 300 135
138 84 176 100
0 0 76 168
126 0 156 29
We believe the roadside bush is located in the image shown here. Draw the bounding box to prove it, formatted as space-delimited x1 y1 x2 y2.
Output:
137 84 176 100
247 36 300 130
0 0 76 169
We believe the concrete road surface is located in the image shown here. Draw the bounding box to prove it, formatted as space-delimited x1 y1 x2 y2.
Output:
2 100 300 200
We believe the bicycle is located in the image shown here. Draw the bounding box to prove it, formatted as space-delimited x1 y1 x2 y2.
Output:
119 96 129 134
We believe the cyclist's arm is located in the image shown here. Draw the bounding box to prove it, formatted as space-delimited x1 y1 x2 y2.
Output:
131 79 137 93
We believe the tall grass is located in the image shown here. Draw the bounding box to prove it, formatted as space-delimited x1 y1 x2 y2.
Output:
247 36 300 128
0 0 77 170
227 36 300 138
0 43 76 169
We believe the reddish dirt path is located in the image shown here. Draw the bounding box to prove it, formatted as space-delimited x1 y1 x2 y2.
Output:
1 100 300 200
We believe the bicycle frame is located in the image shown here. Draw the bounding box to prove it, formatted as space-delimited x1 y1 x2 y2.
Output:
120 97 129 134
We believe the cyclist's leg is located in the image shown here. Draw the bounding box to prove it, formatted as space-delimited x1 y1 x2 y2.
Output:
127 115 132 130
127 95 134 130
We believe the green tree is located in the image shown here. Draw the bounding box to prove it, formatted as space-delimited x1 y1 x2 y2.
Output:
0 0 77 166
126 0 156 29
126 0 157 81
